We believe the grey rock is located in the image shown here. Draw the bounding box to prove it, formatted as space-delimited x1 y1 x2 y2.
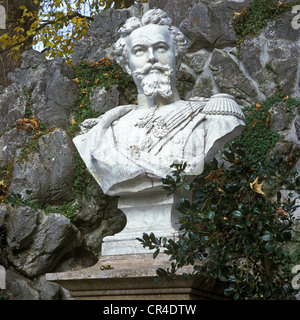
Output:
54 248 97 273
31 57 77 128
150 0 198 27
83 227 105 257
239 35 276 98
0 204 9 228
36 276 62 300
0 127 33 167
73 195 107 229
265 11 300 42
72 8 134 65
183 49 211 75
7 50 48 91
6 207 39 251
82 197 125 257
9 129 76 204
269 101 296 132
90 85 119 113
7 51 77 128
3 269 39 300
295 116 300 140
192 73 215 98
268 140 293 158
209 48 258 103
0 84 26 131
7 213 81 278
179 1 238 51
176 63 196 99
267 40 300 96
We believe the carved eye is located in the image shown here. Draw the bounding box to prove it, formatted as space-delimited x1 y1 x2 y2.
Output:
155 43 168 53
133 47 145 56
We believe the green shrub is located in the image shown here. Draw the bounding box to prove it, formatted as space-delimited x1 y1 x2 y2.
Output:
233 0 300 50
138 142 300 300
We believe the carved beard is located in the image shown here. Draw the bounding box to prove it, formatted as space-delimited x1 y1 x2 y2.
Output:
133 63 174 99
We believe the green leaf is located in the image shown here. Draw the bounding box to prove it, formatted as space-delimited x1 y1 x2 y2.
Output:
156 268 168 278
232 210 242 218
153 249 160 259
246 218 251 227
265 243 275 253
262 234 272 241
175 198 190 211
235 224 243 229
150 232 158 244
206 211 215 220
224 288 234 297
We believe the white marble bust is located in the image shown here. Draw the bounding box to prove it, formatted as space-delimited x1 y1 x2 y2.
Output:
73 9 246 255
73 9 245 197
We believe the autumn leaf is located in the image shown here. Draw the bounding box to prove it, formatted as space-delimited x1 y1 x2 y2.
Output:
72 78 80 84
70 118 76 125
217 187 225 194
276 206 288 218
250 177 265 196
233 8 246 20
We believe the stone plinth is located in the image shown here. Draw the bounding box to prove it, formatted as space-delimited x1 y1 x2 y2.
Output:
102 190 189 255
46 254 227 300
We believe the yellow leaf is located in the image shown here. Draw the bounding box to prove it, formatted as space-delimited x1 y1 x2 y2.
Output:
0 180 4 186
194 16 198 26
250 177 265 196
233 12 242 19
70 118 76 125
217 187 225 194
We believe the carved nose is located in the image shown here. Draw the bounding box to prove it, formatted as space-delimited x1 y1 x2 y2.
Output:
147 48 158 63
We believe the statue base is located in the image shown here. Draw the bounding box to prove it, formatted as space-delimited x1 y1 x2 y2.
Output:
101 189 189 255
46 253 227 300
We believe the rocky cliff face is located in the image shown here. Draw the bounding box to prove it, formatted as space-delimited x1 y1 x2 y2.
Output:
0 0 299 299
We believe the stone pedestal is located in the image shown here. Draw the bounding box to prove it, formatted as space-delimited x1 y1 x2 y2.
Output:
101 189 190 255
46 254 227 300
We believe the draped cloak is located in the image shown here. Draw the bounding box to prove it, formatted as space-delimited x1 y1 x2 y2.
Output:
73 96 245 196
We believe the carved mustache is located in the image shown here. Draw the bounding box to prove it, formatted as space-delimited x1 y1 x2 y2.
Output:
133 63 173 79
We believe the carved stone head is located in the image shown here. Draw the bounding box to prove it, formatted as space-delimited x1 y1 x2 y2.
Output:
113 9 189 102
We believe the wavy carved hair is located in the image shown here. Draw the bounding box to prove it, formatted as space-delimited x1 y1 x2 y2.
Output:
113 9 189 74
